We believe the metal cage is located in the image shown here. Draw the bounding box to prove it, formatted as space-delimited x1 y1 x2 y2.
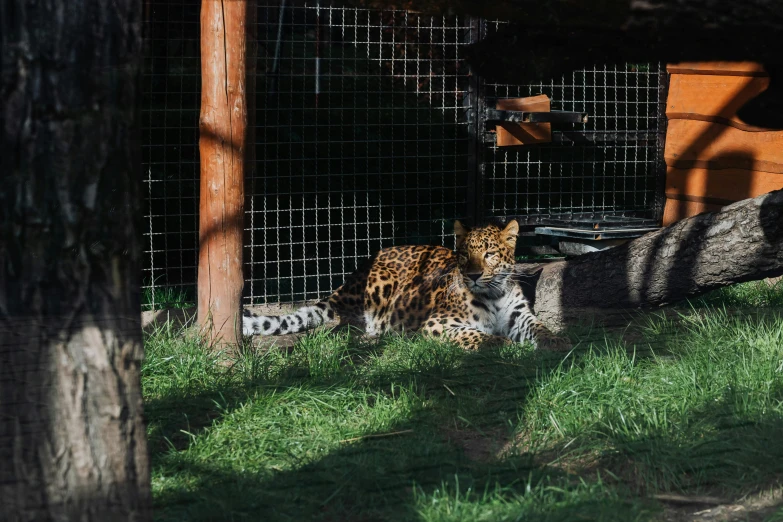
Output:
140 1 666 309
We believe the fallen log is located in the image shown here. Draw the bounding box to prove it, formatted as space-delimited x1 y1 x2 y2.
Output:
523 189 783 328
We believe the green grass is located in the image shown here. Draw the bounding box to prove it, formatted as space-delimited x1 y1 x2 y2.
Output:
686 278 783 309
142 284 195 310
143 280 783 521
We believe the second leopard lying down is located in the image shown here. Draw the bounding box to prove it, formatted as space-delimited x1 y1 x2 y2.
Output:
243 220 571 351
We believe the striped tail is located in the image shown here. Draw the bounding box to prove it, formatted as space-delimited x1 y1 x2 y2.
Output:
242 301 335 336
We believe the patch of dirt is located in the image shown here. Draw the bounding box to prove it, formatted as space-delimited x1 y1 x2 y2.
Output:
497 431 783 522
442 426 509 463
502 433 783 522
659 488 783 522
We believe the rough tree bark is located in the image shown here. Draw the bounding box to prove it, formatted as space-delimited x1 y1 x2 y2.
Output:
198 0 256 348
0 0 151 520
526 189 783 329
344 0 783 129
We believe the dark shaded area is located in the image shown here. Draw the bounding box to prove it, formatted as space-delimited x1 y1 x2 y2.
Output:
760 186 783 244
145 323 783 521
345 0 783 129
463 25 783 131
145 340 627 521
468 21 783 130
142 1 472 305
141 0 665 308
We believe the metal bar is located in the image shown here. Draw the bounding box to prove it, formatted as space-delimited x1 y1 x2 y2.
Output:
268 0 287 96
465 16 484 226
552 130 658 143
483 108 588 124
534 226 661 240
482 130 659 144
508 212 657 227
653 63 670 225
314 0 320 108
542 220 660 230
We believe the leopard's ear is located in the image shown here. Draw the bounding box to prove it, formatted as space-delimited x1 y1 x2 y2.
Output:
502 220 519 246
454 220 469 248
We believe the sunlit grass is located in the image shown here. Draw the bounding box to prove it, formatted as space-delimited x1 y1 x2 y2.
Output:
143 280 783 521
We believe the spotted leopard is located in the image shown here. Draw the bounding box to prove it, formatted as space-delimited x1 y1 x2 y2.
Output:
243 220 571 351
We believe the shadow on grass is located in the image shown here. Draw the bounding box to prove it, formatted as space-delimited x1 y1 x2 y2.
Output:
151 427 656 522
145 330 640 521
597 390 783 497
143 310 783 521
148 351 653 521
143 328 577 460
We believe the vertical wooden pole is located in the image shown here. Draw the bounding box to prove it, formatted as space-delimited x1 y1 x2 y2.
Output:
199 0 255 347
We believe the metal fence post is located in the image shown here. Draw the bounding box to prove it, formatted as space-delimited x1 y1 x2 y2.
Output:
464 16 484 226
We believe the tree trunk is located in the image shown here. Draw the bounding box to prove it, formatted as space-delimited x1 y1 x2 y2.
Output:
198 0 256 348
0 0 151 520
527 189 783 329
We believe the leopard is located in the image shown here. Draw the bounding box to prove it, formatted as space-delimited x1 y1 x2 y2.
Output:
242 220 571 351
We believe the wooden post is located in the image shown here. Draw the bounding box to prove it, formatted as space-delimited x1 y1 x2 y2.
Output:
198 0 256 347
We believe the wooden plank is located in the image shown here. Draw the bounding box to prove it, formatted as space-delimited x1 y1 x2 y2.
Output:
662 198 724 226
665 166 783 204
666 74 770 132
664 119 783 174
666 62 768 77
495 94 551 146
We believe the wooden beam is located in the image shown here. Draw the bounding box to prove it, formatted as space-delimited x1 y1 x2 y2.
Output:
665 167 783 204
666 62 769 77
198 0 256 348
664 120 783 174
666 73 770 132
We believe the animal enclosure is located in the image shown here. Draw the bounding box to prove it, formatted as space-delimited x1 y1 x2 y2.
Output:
141 0 667 310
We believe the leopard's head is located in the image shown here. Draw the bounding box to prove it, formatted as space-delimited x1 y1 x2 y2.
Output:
453 220 519 295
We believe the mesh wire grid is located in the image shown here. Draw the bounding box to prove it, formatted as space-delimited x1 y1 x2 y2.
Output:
140 3 664 310
248 2 472 305
141 1 472 308
141 0 201 310
480 20 665 225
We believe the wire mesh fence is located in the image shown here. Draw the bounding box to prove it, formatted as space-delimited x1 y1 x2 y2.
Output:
248 2 472 305
480 21 666 225
141 0 201 310
141 1 472 309
140 1 665 310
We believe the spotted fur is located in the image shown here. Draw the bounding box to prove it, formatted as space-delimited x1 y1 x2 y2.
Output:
243 220 571 351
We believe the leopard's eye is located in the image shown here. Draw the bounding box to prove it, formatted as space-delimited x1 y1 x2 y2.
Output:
484 252 496 260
